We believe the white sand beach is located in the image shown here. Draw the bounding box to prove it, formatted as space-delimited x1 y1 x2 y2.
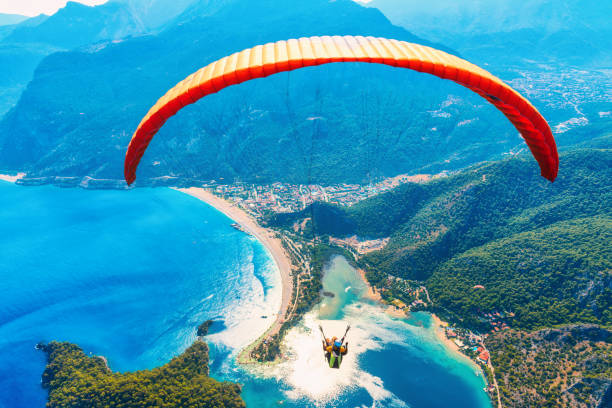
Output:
0 173 25 182
175 187 294 342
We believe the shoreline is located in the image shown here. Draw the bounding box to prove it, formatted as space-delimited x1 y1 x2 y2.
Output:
430 313 481 369
355 266 484 373
430 313 499 405
0 173 25 183
356 268 382 302
174 187 294 361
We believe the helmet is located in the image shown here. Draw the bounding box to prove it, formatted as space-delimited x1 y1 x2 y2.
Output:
334 340 342 347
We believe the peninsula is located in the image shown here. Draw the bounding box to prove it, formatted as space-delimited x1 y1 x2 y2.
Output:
40 339 245 407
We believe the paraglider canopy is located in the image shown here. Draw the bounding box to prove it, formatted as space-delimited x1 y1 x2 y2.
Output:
124 35 558 185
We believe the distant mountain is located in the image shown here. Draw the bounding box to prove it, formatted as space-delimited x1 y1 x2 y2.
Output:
0 1 196 117
366 0 612 66
0 9 57 114
366 0 611 38
4 1 146 49
0 41 62 116
0 14 49 40
0 13 28 27
111 0 197 30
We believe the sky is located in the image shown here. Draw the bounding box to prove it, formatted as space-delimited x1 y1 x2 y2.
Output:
0 0 108 17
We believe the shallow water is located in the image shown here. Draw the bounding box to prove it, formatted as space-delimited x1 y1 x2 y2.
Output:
0 182 280 408
234 255 492 407
0 182 490 408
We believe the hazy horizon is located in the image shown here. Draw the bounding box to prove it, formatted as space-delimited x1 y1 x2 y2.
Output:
0 0 107 17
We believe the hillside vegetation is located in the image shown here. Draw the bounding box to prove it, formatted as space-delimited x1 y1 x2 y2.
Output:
359 149 612 331
271 148 612 331
427 216 611 330
41 341 245 408
486 326 611 408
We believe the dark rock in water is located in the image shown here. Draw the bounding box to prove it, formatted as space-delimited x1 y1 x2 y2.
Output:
322 291 335 298
197 320 214 336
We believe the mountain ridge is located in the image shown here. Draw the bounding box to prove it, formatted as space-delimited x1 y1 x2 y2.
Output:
0 0 199 117
0 13 28 27
367 0 612 65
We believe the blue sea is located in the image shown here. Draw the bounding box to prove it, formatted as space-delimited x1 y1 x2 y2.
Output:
0 181 491 408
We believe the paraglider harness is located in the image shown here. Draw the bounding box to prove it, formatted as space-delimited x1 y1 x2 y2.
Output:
319 324 350 369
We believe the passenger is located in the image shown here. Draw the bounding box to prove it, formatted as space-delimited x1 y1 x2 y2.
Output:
319 325 350 368
322 337 333 354
340 342 348 355
333 340 348 355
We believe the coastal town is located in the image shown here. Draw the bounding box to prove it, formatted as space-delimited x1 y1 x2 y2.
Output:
202 173 437 217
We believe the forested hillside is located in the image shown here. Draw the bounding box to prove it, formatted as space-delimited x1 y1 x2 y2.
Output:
270 148 611 330
487 326 611 407
41 341 245 408
427 216 611 330
360 149 611 280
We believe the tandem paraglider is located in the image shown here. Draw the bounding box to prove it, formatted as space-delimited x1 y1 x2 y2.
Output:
319 324 350 369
